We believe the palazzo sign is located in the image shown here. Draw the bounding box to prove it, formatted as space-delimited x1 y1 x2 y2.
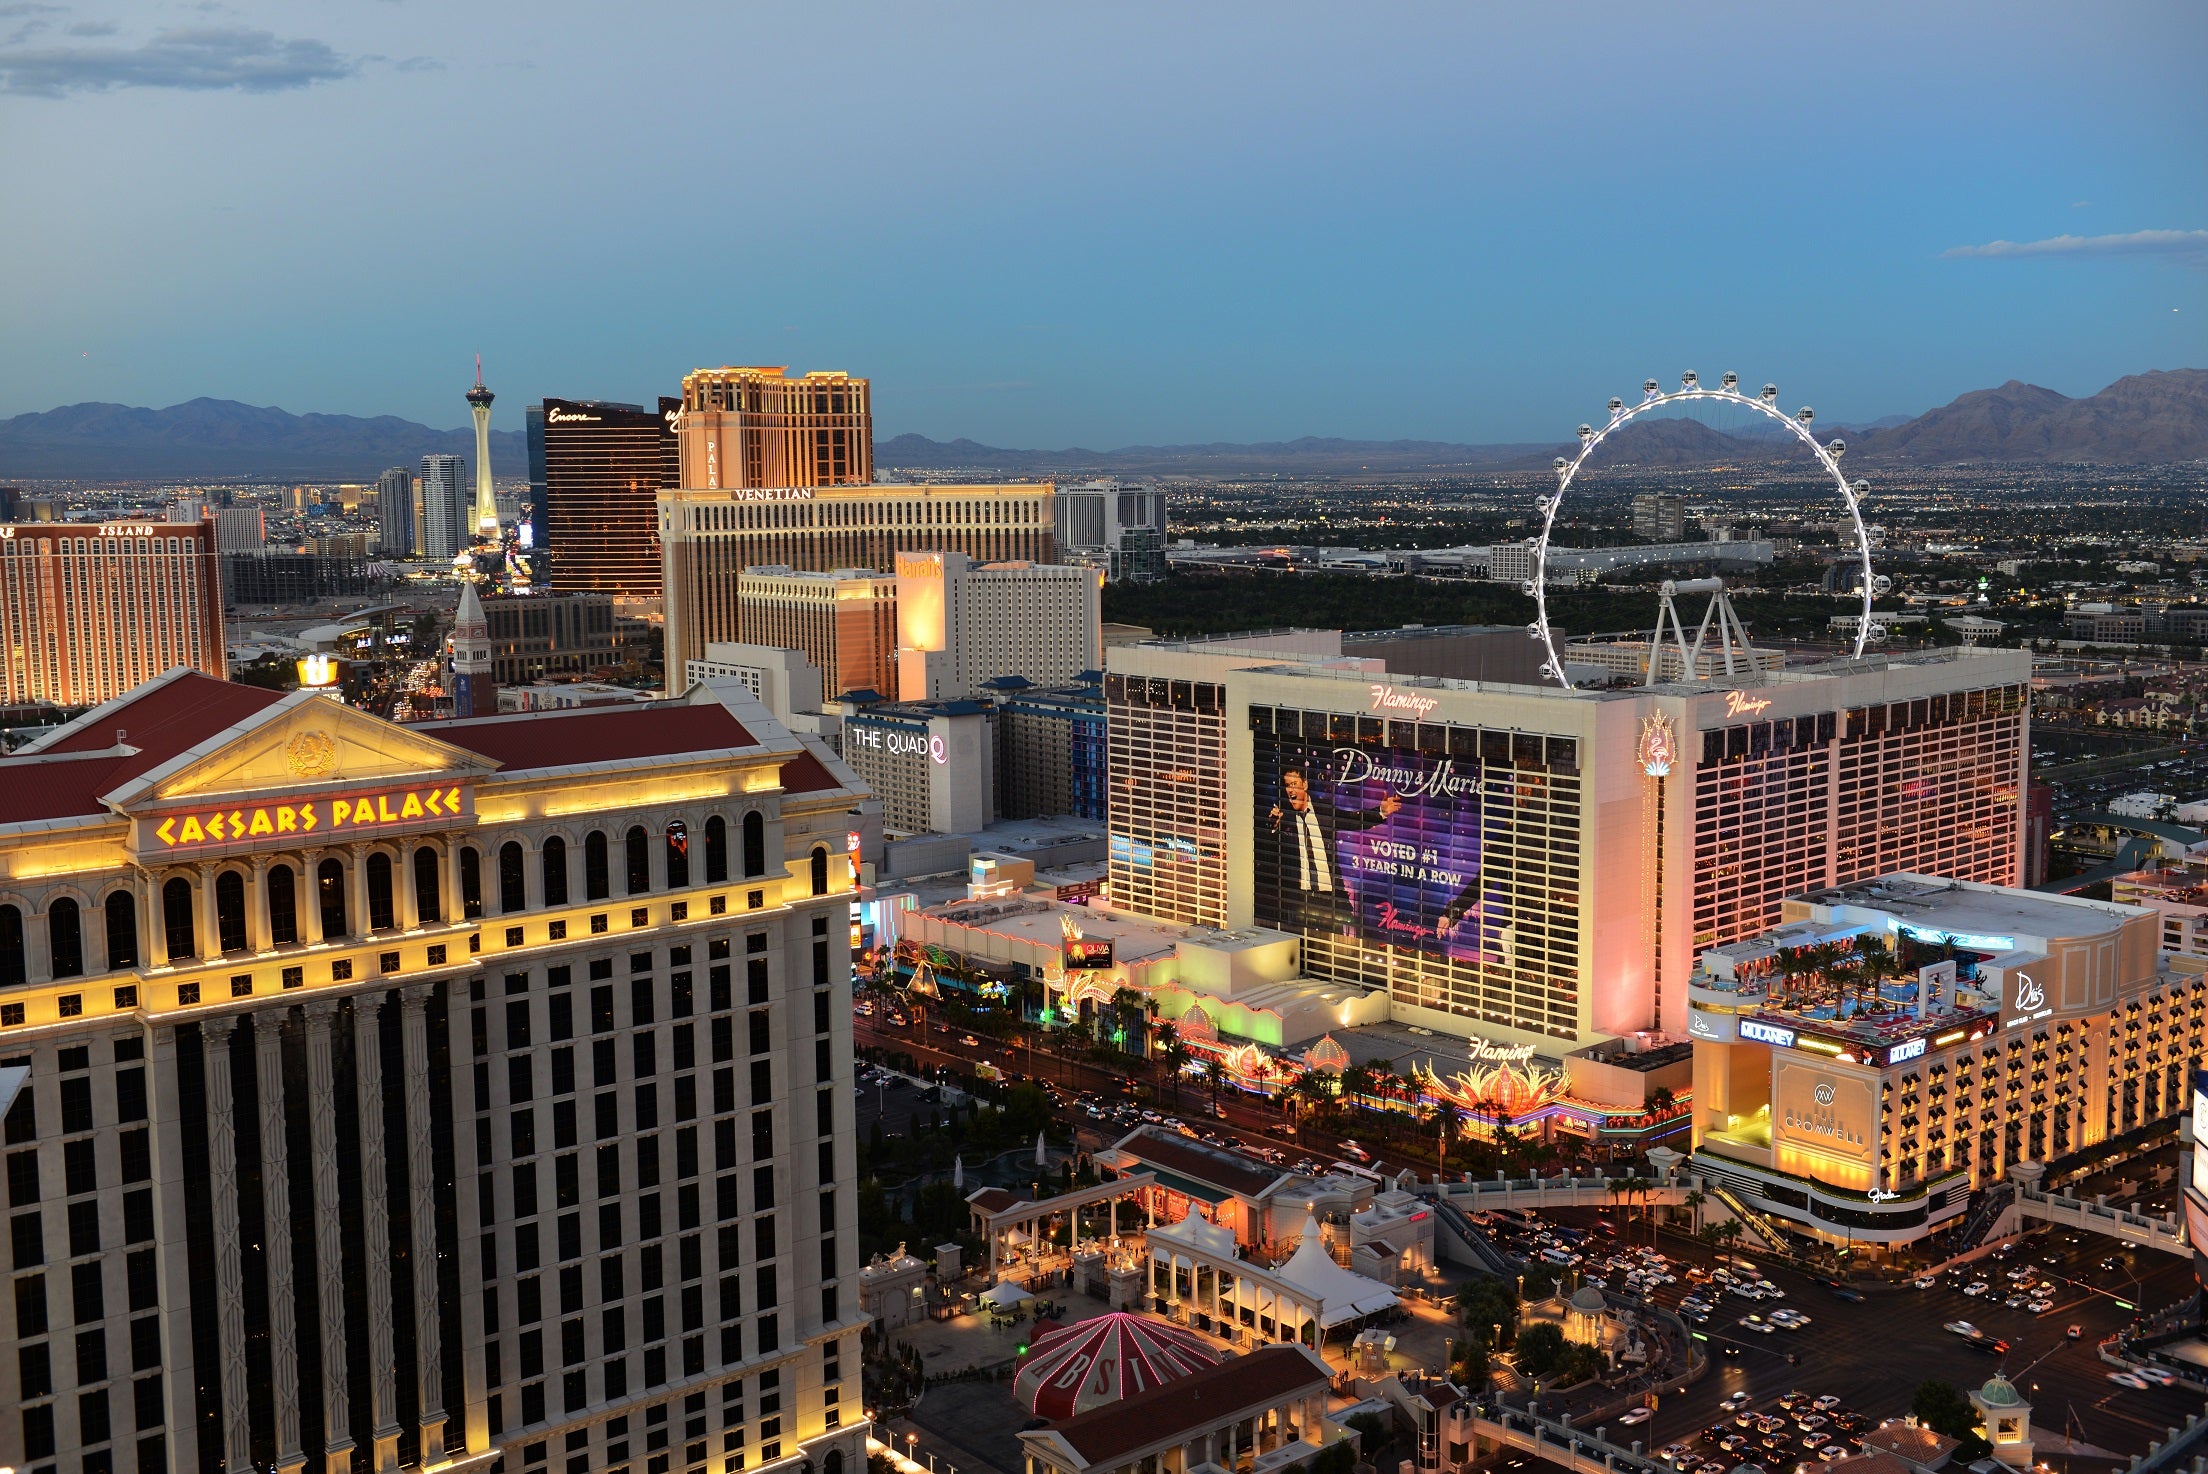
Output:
140 782 474 856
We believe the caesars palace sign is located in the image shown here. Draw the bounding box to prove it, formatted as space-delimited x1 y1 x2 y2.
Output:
137 783 475 857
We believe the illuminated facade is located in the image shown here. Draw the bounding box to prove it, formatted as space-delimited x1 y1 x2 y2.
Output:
468 361 500 539
1689 875 2208 1246
659 484 1056 673
0 669 867 1474
736 567 899 702
0 520 226 707
675 368 871 493
892 551 1100 702
1109 633 2030 1052
534 398 681 599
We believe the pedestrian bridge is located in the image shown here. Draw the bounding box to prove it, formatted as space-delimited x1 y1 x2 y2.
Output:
1442 1400 1670 1474
2010 1184 2190 1257
1427 1175 1691 1213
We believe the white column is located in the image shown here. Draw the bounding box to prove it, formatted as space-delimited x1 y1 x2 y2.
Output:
304 857 327 945
398 848 421 931
202 1016 253 1473
304 998 356 1474
400 989 448 1458
197 863 222 958
354 992 404 1471
255 1013 307 1474
248 857 273 954
349 845 371 938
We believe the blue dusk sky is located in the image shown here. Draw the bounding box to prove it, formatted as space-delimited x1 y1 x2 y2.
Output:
2 1 2203 445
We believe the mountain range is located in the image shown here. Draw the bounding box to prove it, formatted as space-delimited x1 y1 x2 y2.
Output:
0 370 2199 482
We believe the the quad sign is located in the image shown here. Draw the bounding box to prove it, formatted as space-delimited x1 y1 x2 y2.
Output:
141 783 473 855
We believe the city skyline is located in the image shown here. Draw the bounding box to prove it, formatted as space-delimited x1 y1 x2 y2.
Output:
2 3 2202 445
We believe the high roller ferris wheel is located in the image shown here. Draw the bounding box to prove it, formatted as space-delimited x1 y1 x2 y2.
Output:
1526 371 1888 690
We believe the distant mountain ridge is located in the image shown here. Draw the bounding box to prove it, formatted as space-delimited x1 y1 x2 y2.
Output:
0 397 526 480
3 369 2199 481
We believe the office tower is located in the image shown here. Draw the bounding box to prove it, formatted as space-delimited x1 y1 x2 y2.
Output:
1690 875 2206 1246
659 484 1056 673
450 581 497 717
734 567 898 701
421 455 467 560
836 697 995 835
1053 479 1170 582
533 399 679 600
0 519 226 706
1631 492 1688 542
478 591 636 684
675 368 871 492
469 358 499 539
1107 632 2030 1050
214 505 266 552
893 552 1100 702
0 669 866 1474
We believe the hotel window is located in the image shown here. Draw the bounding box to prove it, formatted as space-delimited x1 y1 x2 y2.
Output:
415 847 443 925
704 817 728 885
103 891 139 969
161 878 197 961
586 832 612 901
317 859 349 939
627 828 652 895
500 843 528 914
0 905 25 986
214 872 249 954
741 813 766 879
47 899 84 979
543 837 570 907
366 853 397 932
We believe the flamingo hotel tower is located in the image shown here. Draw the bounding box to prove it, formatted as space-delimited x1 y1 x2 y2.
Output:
0 669 872 1474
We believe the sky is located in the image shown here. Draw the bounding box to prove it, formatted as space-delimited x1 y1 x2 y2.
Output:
2 1 2204 446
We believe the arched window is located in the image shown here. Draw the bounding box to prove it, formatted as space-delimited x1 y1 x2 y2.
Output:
267 866 298 947
163 876 198 960
317 859 348 939
0 905 22 987
584 831 610 901
704 815 728 884
413 847 442 925
810 846 830 897
625 826 650 894
104 891 139 969
498 842 526 914
824 1451 845 1474
460 847 483 919
214 871 248 954
665 820 690 890
366 852 396 931
48 898 84 978
742 810 767 878
542 836 569 907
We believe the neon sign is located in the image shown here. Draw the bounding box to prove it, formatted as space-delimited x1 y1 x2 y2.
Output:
1866 1188 1900 1203
1368 684 1439 719
1887 1037 1927 1065
2012 977 2045 1011
1636 711 1677 778
1466 1038 1539 1067
1723 691 1773 719
143 784 472 855
1740 1019 1796 1047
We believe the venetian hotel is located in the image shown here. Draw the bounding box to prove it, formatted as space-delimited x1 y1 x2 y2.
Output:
0 669 869 1474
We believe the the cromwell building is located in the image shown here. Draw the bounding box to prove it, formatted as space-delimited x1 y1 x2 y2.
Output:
0 520 226 708
0 669 869 1474
1689 876 2208 1248
1108 631 2030 1050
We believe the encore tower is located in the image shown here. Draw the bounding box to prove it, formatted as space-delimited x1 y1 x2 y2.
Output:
468 356 499 540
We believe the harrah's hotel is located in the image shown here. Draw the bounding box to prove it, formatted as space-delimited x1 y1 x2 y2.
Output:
1107 631 2031 1050
0 670 869 1474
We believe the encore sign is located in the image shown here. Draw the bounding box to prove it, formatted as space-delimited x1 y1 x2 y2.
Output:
144 784 472 854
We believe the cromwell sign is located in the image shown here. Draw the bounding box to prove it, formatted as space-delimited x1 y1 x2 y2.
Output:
139 783 473 856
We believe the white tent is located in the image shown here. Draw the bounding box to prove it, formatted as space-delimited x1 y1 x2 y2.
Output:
980 1280 1035 1309
1272 1214 1399 1328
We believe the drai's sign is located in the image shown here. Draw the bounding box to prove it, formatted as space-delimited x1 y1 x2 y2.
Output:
1687 1010 1737 1043
1368 684 1439 720
1740 1018 1797 1047
140 784 473 855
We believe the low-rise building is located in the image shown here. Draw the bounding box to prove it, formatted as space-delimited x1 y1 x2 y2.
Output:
479 590 636 684
1016 1343 1342 1474
1689 873 2208 1249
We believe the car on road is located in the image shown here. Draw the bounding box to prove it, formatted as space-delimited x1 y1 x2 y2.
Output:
1741 1315 1775 1334
1818 1447 1849 1463
1619 1408 1655 1427
1963 1281 1989 1296
1812 1396 1842 1412
1722 1392 1752 1410
2066 1324 2084 1339
2107 1372 2149 1389
1659 1444 1694 1462
1943 1321 1980 1337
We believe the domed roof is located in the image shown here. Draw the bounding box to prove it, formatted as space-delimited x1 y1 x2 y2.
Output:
1013 1313 1221 1421
1569 1285 1608 1312
1177 1006 1217 1042
1304 1034 1350 1072
1977 1374 2023 1407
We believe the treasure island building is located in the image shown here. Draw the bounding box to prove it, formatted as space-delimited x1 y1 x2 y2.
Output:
0 668 869 1474
0 520 226 708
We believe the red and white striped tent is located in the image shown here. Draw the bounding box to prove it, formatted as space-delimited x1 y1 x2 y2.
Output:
1012 1312 1222 1421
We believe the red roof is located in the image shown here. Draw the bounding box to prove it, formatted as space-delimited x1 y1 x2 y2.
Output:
779 748 843 794
1041 1345 1330 1466
0 673 282 824
1014 1313 1221 1420
434 702 759 770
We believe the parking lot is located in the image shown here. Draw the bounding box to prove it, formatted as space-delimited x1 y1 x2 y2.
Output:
1483 1209 2203 1468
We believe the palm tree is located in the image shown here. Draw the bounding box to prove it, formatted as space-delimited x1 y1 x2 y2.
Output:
1682 1188 1707 1236
1204 1058 1229 1115
1711 1218 1743 1267
1430 1098 1463 1174
1161 1035 1191 1104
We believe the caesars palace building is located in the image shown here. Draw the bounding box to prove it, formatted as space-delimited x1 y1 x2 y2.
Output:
0 670 869 1474
1107 631 2031 1051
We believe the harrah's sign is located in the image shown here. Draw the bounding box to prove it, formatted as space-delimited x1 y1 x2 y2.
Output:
141 784 473 855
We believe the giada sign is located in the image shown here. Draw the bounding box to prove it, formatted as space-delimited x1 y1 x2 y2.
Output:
140 784 473 856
